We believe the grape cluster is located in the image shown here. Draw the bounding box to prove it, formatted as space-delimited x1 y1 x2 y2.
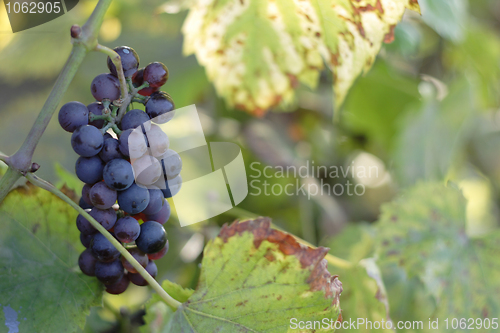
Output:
58 46 182 295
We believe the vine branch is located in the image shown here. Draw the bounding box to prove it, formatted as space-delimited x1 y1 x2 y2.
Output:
26 173 181 309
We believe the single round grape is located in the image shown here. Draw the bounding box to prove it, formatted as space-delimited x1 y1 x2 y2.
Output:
95 259 124 285
120 109 151 131
103 159 135 191
161 174 182 198
144 125 169 157
132 154 162 186
91 233 120 263
118 129 133 156
117 183 150 214
99 138 124 163
91 73 121 102
79 197 93 210
76 213 97 235
87 102 105 129
135 221 167 254
147 240 169 260
114 216 140 243
143 62 169 88
128 260 157 286
71 125 104 157
145 199 171 224
82 184 92 205
121 247 148 273
145 92 175 124
107 46 140 78
132 68 160 96
160 149 182 179
105 274 130 295
58 101 89 132
75 156 105 184
89 182 117 209
78 248 97 276
80 233 94 248
89 207 117 230
142 187 164 215
128 129 149 159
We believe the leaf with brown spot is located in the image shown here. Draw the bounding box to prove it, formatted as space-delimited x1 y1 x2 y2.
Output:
182 0 420 115
159 217 343 332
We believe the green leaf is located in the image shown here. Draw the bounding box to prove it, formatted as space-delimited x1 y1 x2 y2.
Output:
393 79 474 186
161 280 194 304
342 60 421 153
418 0 468 42
0 185 103 332
182 0 420 114
325 226 393 332
375 182 500 321
161 217 342 332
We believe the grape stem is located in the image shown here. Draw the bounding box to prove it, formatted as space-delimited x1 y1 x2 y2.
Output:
25 172 182 309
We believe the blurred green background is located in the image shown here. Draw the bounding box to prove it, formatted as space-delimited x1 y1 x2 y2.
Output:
1 0 500 331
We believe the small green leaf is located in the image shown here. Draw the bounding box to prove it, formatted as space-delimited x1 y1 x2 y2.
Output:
161 217 342 332
0 185 103 332
182 0 420 114
375 182 500 320
161 280 194 304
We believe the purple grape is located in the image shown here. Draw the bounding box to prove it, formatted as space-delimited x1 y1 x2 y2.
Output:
121 247 148 273
103 159 135 191
79 197 93 210
145 92 174 123
89 182 117 209
143 62 169 88
75 156 105 184
132 68 159 96
91 233 120 263
91 73 121 102
89 207 117 230
99 138 124 163
82 184 92 205
114 216 141 243
105 274 130 295
71 125 104 157
95 259 124 285
120 109 150 131
87 102 106 129
107 46 140 78
128 260 157 286
135 221 167 254
145 199 171 224
147 240 168 260
80 233 95 248
142 188 164 215
117 183 150 214
76 213 97 235
58 101 89 132
78 248 97 276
